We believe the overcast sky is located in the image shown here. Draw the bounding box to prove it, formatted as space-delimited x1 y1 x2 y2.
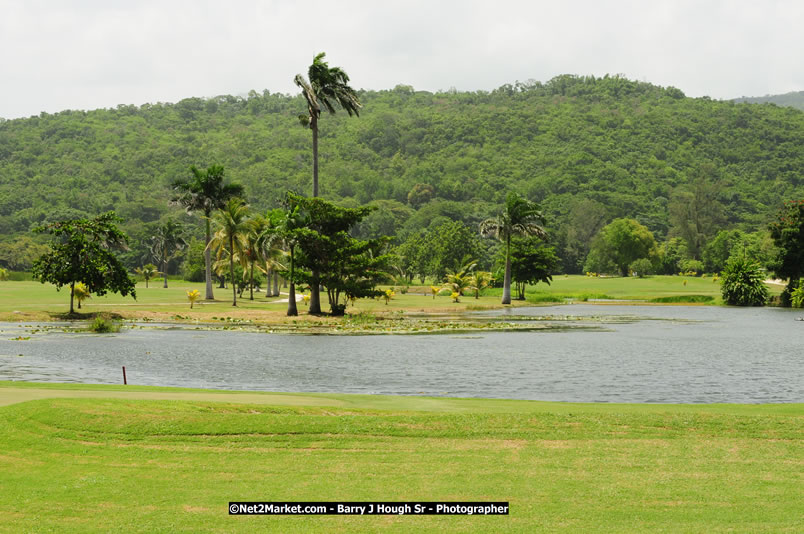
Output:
1 0 802 119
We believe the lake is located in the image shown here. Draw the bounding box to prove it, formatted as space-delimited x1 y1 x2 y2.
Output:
0 305 802 403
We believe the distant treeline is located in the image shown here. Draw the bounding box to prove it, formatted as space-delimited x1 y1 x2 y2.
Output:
1 74 803 274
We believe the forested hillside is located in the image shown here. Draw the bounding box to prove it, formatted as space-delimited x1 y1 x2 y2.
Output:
733 91 804 111
1 74 802 273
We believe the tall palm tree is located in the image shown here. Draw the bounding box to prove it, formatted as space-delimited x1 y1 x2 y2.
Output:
149 220 187 288
171 165 244 300
480 192 547 304
208 198 250 306
294 52 361 198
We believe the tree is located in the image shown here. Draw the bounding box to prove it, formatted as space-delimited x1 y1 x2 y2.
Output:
720 256 769 306
480 192 547 304
73 282 91 309
134 264 160 288
668 167 726 259
278 203 308 317
208 198 250 306
148 220 186 288
468 270 494 299
294 52 361 198
587 218 658 277
504 237 558 300
284 192 390 315
31 212 136 314
171 165 244 300
769 200 804 305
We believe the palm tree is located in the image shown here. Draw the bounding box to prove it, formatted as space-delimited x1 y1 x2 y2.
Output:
468 271 494 299
442 262 478 303
294 52 361 198
73 282 91 310
134 264 160 288
171 165 244 300
279 205 308 316
480 192 547 304
208 198 250 306
149 220 186 288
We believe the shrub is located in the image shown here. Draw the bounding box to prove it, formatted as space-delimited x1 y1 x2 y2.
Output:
680 259 704 275
88 316 121 333
720 257 769 306
791 281 804 308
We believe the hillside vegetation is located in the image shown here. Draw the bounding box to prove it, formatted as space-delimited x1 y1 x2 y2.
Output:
1 75 802 273
733 90 804 111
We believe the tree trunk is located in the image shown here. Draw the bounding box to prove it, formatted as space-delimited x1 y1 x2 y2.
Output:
273 271 279 297
502 237 512 304
249 263 254 300
204 216 214 300
163 261 168 288
287 247 298 316
229 236 237 306
69 282 75 314
309 273 321 315
312 118 319 197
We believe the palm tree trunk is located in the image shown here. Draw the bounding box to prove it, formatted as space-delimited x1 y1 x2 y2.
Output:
287 246 298 316
309 117 322 314
204 216 214 300
502 236 512 305
312 118 319 197
163 261 168 288
69 282 75 315
273 271 279 297
229 236 237 306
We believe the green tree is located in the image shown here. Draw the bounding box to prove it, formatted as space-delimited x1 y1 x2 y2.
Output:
209 198 250 306
480 192 547 304
285 192 389 315
769 200 804 304
294 52 361 198
171 165 244 300
668 168 726 259
587 218 658 277
498 236 558 300
720 256 769 306
31 212 136 315
149 219 186 288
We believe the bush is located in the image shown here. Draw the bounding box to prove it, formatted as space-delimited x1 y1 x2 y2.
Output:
629 258 653 277
680 259 704 275
791 280 804 308
720 257 769 306
88 316 121 333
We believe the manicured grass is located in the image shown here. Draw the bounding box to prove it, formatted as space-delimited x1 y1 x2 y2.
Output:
0 382 801 532
0 276 783 324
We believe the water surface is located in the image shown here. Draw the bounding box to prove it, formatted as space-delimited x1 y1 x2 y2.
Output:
0 305 801 403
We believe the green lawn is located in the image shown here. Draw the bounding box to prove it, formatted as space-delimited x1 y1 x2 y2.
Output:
0 382 801 533
0 275 784 324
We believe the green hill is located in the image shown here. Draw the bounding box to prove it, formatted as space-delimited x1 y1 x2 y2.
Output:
1 75 803 273
733 90 804 111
